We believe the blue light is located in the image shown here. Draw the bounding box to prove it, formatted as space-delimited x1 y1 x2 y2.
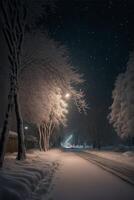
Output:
61 134 73 148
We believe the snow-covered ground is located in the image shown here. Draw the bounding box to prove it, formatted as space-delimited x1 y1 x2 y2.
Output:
0 149 134 200
85 150 134 168
51 151 134 200
0 150 61 200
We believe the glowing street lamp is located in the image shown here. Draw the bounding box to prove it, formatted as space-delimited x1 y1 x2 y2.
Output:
65 93 70 99
24 126 28 130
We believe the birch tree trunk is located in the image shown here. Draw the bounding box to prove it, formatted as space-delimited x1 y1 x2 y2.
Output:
14 93 26 160
38 120 55 152
0 76 14 167
0 91 13 167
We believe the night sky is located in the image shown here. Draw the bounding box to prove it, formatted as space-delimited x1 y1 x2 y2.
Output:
38 0 134 109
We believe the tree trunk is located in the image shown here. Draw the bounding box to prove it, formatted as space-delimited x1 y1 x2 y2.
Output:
39 122 55 152
42 129 47 151
93 141 96 149
39 124 47 151
38 125 43 151
97 140 101 150
0 88 13 168
14 93 26 160
0 105 11 167
46 134 50 150
46 123 51 151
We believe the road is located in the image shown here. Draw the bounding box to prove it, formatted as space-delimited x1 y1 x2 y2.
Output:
77 151 134 185
49 150 134 200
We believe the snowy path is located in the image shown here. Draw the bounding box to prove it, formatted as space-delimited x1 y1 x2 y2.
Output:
1 150 134 200
50 151 134 200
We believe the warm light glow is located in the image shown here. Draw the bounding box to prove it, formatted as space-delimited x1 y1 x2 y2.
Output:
65 93 70 99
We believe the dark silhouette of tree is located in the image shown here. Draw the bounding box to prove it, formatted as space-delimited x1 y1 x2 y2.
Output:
0 0 26 167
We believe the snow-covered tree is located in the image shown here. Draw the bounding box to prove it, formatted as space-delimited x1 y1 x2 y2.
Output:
108 52 134 139
38 88 68 151
20 32 88 150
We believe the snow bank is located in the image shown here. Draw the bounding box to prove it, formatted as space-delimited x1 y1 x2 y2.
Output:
123 151 134 157
85 150 134 168
0 150 60 200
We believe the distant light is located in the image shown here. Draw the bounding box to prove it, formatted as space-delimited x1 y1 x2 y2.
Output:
61 134 73 148
65 93 70 99
24 126 28 130
65 134 73 144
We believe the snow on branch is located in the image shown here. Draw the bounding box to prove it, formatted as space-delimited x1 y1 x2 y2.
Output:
20 32 88 127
